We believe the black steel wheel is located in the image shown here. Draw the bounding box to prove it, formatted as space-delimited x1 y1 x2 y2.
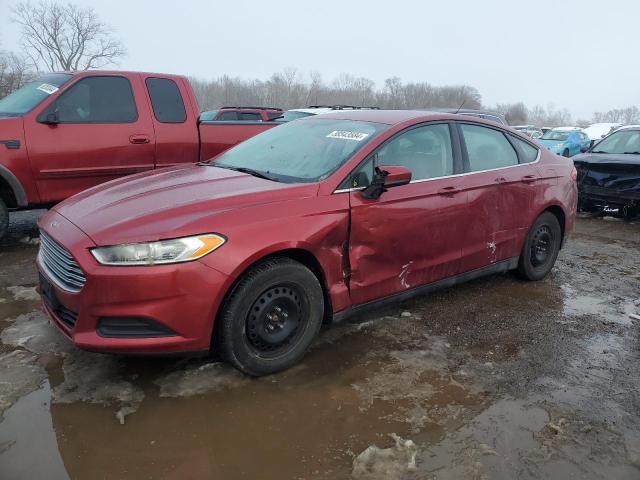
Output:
517 212 562 281
246 284 306 356
217 257 324 376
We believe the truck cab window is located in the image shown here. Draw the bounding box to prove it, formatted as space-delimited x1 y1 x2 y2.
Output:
146 77 187 123
41 76 137 123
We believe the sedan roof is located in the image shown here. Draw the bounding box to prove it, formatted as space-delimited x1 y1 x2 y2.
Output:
311 109 494 126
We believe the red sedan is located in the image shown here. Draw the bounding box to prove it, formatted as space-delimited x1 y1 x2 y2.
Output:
37 110 577 376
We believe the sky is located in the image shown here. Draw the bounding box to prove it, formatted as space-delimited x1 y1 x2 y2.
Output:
1 0 638 119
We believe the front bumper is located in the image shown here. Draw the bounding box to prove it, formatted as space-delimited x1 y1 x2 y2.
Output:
579 184 640 207
37 211 231 355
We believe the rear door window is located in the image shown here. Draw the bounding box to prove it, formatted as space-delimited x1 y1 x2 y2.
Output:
43 76 137 123
145 77 187 123
460 124 518 171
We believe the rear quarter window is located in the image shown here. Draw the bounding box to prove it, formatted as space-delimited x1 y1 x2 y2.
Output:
509 134 539 163
145 78 187 123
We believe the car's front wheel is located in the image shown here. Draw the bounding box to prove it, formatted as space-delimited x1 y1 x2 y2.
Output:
517 212 562 281
562 149 570 157
217 257 324 376
0 199 8 241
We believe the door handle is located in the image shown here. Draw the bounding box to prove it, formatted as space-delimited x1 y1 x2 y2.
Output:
129 134 150 144
520 175 537 184
494 177 507 184
438 186 460 196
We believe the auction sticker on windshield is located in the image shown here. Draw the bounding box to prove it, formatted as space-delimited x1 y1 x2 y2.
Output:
36 83 59 95
326 131 370 141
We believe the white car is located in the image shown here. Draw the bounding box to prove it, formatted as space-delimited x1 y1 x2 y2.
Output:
583 123 622 145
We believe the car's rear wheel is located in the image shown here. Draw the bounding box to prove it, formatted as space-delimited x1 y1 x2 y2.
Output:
562 149 570 157
517 212 562 281
0 199 8 241
217 257 324 376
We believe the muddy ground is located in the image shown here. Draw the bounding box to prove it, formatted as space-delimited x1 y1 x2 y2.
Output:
0 211 638 479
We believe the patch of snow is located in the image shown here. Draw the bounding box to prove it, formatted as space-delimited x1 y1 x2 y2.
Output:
352 433 418 479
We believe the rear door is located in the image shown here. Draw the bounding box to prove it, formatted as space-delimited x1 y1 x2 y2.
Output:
24 74 156 203
346 122 467 305
144 76 199 169
456 123 538 272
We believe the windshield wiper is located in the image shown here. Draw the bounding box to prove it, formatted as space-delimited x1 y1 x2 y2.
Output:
623 151 640 155
212 164 279 181
591 150 607 154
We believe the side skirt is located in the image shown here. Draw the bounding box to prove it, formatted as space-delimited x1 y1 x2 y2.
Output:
331 256 519 323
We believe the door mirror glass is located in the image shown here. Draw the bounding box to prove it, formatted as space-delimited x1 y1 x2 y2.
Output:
361 165 412 199
45 112 59 124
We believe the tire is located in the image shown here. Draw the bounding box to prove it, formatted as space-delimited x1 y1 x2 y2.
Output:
517 212 562 281
217 257 324 376
562 149 570 158
0 198 8 241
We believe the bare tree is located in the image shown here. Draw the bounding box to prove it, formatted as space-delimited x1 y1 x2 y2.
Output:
0 48 32 98
12 1 125 72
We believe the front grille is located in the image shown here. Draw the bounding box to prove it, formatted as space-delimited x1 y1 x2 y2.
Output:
38 231 86 292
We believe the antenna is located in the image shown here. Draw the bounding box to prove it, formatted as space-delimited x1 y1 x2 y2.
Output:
454 99 466 114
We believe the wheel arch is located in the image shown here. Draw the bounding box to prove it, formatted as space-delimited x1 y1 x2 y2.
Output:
210 247 334 350
0 165 28 208
539 204 566 243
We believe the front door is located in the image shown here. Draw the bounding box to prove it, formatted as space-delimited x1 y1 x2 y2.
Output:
347 123 467 305
24 75 155 203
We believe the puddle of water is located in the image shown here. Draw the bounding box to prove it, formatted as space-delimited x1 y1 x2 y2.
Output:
0 317 484 480
561 284 634 325
0 382 69 480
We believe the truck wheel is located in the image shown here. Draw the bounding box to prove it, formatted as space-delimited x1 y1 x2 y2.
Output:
217 257 324 376
517 212 562 281
562 149 570 157
0 199 8 241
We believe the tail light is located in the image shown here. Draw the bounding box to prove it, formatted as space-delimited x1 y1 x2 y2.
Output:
570 167 578 182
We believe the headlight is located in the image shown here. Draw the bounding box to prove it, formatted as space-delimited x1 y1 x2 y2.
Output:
91 234 226 266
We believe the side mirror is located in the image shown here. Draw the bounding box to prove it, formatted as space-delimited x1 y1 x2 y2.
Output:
580 146 589 153
40 112 59 125
361 165 412 200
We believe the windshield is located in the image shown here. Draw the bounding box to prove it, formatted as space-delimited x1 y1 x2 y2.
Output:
591 130 640 154
0 73 72 116
541 130 571 141
211 118 387 183
281 110 315 122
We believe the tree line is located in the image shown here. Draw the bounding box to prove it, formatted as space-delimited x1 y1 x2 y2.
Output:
189 70 482 112
2 1 639 128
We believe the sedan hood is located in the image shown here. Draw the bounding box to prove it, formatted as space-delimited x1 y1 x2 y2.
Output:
54 165 317 246
572 152 640 166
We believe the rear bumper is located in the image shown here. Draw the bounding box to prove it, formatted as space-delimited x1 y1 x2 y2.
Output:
37 212 231 355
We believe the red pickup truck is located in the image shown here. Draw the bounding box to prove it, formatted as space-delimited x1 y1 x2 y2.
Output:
0 71 277 239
